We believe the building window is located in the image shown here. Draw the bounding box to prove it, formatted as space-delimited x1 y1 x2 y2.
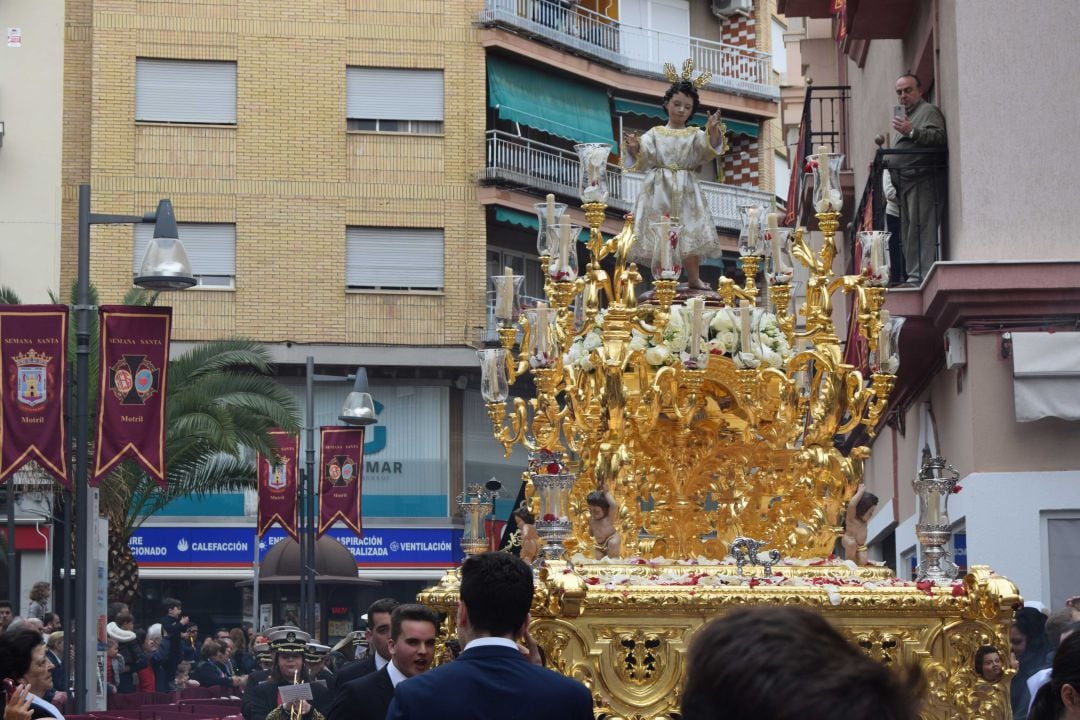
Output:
346 67 444 135
135 59 237 125
346 227 444 291
771 19 788 77
133 223 236 289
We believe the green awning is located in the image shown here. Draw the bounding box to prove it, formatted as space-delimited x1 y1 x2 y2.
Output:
487 56 616 147
494 207 596 243
613 98 759 138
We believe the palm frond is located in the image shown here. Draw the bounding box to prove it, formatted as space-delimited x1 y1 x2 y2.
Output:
0 285 23 305
121 287 159 307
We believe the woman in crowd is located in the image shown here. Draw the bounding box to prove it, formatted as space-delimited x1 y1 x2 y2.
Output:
192 640 236 690
1029 631 1080 720
231 627 256 675
26 584 49 621
0 628 65 720
1014 607 1053 720
245 628 326 720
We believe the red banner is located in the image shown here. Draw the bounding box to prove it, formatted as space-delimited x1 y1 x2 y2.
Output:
0 305 70 488
257 430 299 540
93 306 172 487
317 426 364 538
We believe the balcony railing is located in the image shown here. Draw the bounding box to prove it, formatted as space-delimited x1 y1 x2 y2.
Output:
786 85 850 226
479 0 778 101
483 130 773 233
850 146 948 286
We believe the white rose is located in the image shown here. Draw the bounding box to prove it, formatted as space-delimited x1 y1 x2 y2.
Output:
734 351 760 370
710 308 736 334
644 345 671 366
583 331 603 350
629 333 649 352
759 346 783 369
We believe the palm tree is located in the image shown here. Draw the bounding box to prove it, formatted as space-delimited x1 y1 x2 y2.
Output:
1 284 301 604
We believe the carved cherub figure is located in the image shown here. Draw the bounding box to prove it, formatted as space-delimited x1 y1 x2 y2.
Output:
842 483 879 565
587 489 621 560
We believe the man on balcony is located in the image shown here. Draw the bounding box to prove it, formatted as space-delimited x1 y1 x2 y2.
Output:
890 73 947 285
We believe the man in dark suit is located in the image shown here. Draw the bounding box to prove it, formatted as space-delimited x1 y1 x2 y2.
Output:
327 604 438 720
329 597 399 690
387 553 593 720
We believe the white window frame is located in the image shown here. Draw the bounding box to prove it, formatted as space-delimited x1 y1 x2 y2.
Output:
133 223 236 289
771 18 789 77
346 67 444 135
135 58 238 125
346 227 444 291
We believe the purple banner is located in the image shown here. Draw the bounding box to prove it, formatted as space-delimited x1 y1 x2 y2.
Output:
318 426 364 538
0 305 70 488
257 430 299 540
93 305 171 487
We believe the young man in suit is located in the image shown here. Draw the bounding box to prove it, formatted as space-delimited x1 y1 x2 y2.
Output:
329 597 399 690
327 604 438 720
387 552 593 720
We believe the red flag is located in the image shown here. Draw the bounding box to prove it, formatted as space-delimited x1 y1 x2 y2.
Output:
0 305 70 488
93 306 172 487
257 430 299 540
317 426 364 538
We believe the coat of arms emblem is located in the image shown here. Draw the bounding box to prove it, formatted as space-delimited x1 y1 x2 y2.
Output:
13 349 51 409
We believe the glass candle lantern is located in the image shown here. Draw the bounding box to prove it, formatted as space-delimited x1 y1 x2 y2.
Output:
458 484 495 556
491 270 525 325
650 219 683 281
575 143 612 204
684 296 707 369
524 305 557 368
810 147 845 214
859 231 891 287
766 227 794 285
873 312 904 375
533 197 568 256
529 449 576 561
477 348 509 403
547 222 581 282
738 204 767 256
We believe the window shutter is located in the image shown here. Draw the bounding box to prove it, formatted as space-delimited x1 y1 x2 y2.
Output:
136 59 237 124
346 68 444 121
346 228 444 289
133 223 236 277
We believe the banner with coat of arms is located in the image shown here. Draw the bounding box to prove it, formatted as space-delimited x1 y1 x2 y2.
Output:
317 426 364 538
256 430 299 540
93 305 172 487
0 305 70 488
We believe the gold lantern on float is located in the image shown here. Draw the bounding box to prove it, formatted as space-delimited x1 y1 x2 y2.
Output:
424 128 1017 719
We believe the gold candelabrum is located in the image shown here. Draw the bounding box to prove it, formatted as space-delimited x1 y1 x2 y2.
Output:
480 172 897 563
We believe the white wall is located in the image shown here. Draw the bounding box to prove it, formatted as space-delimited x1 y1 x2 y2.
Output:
892 470 1080 611
0 0 64 302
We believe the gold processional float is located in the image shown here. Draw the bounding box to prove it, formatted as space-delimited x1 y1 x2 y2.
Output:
421 128 1018 717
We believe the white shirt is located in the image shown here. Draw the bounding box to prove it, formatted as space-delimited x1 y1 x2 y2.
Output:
386 659 408 688
374 651 389 671
462 637 519 652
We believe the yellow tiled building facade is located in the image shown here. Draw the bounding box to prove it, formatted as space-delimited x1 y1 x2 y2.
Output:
62 0 488 347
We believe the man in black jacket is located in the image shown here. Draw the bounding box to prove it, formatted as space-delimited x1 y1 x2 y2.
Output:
327 604 438 720
328 598 398 689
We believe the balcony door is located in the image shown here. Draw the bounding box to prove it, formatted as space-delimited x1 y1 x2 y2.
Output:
619 0 690 71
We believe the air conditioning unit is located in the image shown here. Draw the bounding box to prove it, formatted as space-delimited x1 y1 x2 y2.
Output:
711 0 754 17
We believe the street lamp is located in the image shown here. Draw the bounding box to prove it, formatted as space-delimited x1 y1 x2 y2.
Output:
73 184 194 713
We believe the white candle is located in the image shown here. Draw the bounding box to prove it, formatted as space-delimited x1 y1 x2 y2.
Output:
689 297 703 360
495 266 514 320
659 215 672 275
871 235 885 282
739 300 751 353
770 224 783 270
747 208 759 253
535 302 549 358
545 193 555 227
816 145 831 195
878 310 892 366
558 223 571 277
483 350 499 397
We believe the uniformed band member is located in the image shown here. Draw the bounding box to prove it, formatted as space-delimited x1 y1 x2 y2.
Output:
241 641 274 720
305 643 335 683
243 627 330 720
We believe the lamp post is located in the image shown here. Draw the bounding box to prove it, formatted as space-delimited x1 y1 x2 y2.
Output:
74 184 194 713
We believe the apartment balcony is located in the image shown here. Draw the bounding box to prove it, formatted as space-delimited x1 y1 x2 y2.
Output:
478 0 779 103
482 130 773 234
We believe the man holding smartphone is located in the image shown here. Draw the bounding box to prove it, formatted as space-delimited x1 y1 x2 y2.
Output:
890 73 947 285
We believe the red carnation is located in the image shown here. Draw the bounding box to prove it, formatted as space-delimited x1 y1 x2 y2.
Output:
543 513 556 521
952 484 963 494
546 462 560 475
748 578 760 588
804 159 819 173
916 580 934 594
951 584 967 597
585 577 600 585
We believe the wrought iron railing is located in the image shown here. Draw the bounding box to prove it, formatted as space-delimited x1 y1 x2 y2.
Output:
483 130 773 232
786 85 851 226
850 145 948 286
479 0 777 100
